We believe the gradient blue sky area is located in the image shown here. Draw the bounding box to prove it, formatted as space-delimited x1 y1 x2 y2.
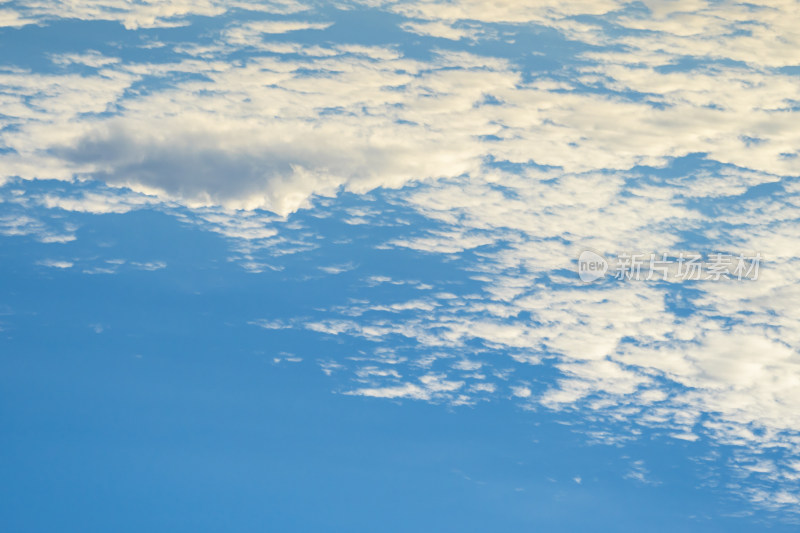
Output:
1 1 800 531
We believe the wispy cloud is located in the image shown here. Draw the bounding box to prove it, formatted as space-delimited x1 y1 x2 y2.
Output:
36 259 74 268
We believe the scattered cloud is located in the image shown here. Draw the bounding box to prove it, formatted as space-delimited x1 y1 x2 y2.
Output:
36 259 73 268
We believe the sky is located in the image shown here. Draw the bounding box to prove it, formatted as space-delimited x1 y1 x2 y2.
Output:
1 1 800 531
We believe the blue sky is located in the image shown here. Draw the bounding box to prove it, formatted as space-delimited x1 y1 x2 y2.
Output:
1 1 800 531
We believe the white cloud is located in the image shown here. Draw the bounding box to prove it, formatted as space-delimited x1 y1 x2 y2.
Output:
347 382 431 400
131 261 167 271
224 19 332 43
0 8 35 27
625 460 659 485
0 214 76 243
399 20 482 40
4 0 312 30
50 51 121 68
38 191 159 214
319 263 356 274
3 7 799 216
36 259 73 268
276 162 800 511
511 385 532 398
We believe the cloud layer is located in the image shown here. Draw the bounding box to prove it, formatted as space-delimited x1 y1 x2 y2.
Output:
2 0 800 517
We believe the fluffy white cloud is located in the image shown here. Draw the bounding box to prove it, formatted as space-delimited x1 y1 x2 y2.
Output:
4 41 797 217
2 0 311 29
